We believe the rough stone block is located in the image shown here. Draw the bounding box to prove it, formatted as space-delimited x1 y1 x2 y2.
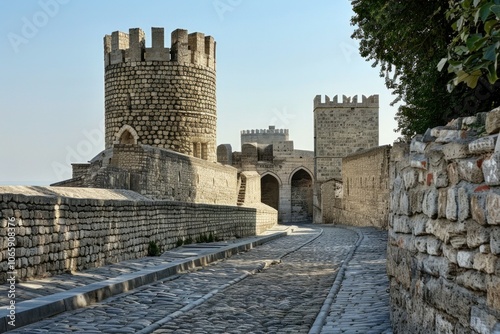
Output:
403 168 418 190
472 193 488 225
435 130 467 143
480 244 491 253
399 191 410 216
486 275 500 311
438 188 448 218
422 188 438 219
410 136 428 154
415 236 428 253
473 253 496 274
458 187 471 222
470 306 500 334
419 253 455 278
482 154 500 186
469 135 497 154
486 106 500 134
426 237 442 256
457 158 484 184
442 142 470 160
412 215 429 236
393 215 412 233
487 192 500 225
491 227 500 255
467 220 490 248
457 250 476 268
410 154 428 170
435 313 454 334
446 187 458 221
443 243 458 264
409 189 424 215
456 270 486 291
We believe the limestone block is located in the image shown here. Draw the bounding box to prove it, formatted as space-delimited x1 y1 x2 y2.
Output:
447 162 460 186
438 188 448 218
483 154 500 185
419 253 455 278
410 138 428 154
480 244 491 253
399 191 410 216
442 142 470 160
486 275 500 311
415 236 428 253
472 193 488 225
470 306 500 334
456 270 486 291
486 106 500 134
446 187 458 221
458 187 471 222
435 313 454 334
410 154 428 170
487 192 500 225
457 250 476 268
473 253 496 274
457 158 484 184
422 188 438 219
491 227 500 255
469 135 497 154
393 215 412 233
467 220 490 248
412 214 429 236
409 189 424 215
402 168 418 189
426 237 442 255
443 243 458 264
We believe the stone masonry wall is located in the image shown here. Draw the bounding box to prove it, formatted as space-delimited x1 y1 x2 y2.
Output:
326 145 391 228
388 109 500 333
104 28 217 161
0 186 277 283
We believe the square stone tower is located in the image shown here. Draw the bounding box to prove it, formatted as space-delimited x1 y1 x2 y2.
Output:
313 94 379 223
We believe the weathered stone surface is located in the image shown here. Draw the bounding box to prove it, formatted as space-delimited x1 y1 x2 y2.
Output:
422 188 438 219
457 250 476 268
446 187 458 221
410 154 428 170
403 168 419 190
415 236 428 253
438 188 448 219
472 193 488 225
412 215 429 236
393 215 412 233
486 106 500 134
469 135 497 154
456 270 486 291
482 154 500 185
466 220 490 248
486 275 500 311
490 227 500 255
443 243 458 264
442 142 470 160
458 186 471 222
473 253 496 274
447 162 460 185
410 136 428 154
486 192 500 225
426 237 442 256
457 158 484 184
470 306 500 334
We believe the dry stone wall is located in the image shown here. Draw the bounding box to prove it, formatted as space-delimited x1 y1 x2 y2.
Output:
388 109 500 333
0 186 277 283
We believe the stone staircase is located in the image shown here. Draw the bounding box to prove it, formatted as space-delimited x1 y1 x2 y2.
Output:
237 175 246 205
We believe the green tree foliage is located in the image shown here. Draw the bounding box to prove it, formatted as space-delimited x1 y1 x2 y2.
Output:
351 0 500 140
439 0 500 89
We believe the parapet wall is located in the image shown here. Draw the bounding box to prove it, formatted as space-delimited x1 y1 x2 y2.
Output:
241 126 289 146
0 186 277 283
388 109 500 333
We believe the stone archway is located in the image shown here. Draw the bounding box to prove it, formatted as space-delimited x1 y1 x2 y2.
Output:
291 168 313 222
261 174 280 211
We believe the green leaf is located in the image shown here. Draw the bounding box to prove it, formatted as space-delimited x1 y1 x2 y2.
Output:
487 63 499 83
492 5 500 18
437 57 448 71
474 0 481 7
467 34 487 51
483 43 499 61
485 19 499 34
479 3 493 22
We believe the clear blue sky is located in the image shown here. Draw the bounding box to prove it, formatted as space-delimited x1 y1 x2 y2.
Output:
0 0 400 185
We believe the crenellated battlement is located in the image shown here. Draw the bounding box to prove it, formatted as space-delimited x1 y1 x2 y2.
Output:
103 27 216 70
313 94 379 109
240 127 289 135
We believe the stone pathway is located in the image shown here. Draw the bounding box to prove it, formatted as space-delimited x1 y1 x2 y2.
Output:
3 225 392 333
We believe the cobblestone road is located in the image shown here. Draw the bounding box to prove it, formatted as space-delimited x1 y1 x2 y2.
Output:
7 225 392 334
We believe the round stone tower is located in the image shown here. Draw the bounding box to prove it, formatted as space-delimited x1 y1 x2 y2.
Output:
103 27 217 161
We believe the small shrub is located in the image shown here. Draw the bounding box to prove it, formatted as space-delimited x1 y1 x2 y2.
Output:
176 238 184 247
147 240 161 256
185 236 193 245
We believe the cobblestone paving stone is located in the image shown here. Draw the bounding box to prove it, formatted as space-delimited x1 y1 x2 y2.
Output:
6 226 392 334
319 227 392 334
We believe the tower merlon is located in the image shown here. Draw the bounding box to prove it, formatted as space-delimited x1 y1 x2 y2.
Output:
104 27 215 70
313 94 379 109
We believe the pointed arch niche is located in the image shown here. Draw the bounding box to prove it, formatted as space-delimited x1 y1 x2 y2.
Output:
115 125 139 145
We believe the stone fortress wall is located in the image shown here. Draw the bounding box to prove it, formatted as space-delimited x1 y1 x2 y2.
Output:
322 145 391 229
104 27 217 162
0 186 275 283
313 94 380 224
387 110 500 332
218 126 314 223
